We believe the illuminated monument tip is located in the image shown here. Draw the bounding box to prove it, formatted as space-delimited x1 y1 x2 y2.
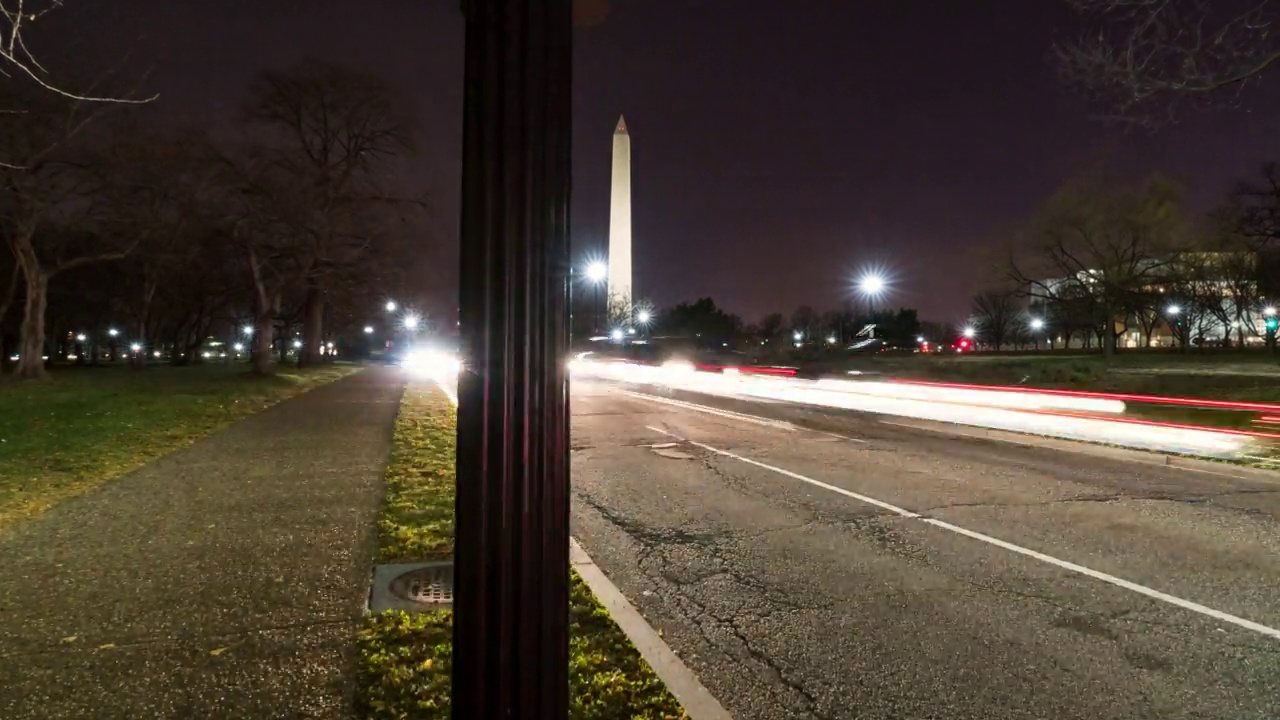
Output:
607 114 632 317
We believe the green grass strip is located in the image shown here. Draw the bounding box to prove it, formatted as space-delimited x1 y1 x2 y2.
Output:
0 363 358 530
358 382 688 719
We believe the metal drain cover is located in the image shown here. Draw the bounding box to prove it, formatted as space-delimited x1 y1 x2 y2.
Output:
369 561 454 613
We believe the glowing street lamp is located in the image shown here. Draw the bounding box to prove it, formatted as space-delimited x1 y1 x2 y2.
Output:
385 300 398 313
585 261 607 333
403 314 420 331
793 330 803 341
107 328 119 338
858 272 886 317
1265 306 1277 317
609 328 623 342
962 326 976 339
1030 318 1045 331
826 335 837 345
75 333 86 342
636 309 651 325
364 325 375 334
292 339 303 349
129 343 142 353
242 325 254 336
233 343 244 352
1166 305 1181 317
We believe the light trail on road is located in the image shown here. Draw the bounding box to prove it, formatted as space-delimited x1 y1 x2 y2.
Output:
569 358 1256 459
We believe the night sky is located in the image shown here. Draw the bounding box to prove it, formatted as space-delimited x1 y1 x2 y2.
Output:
90 0 1280 324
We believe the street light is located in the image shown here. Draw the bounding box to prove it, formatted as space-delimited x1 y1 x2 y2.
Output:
292 339 303 349
403 314 420 331
916 335 925 343
129 343 142 353
826 335 837 345
585 261 607 333
793 330 803 341
610 328 623 341
385 300 398 312
233 343 244 352
1030 318 1045 331
242 325 254 336
75 333 86 342
636 309 651 324
963 326 976 339
107 328 119 338
1265 306 1277 317
860 274 885 295
364 325 375 334
858 272 886 317
1166 305 1181 316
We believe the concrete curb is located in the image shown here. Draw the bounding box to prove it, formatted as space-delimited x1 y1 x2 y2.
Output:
435 377 731 718
880 417 1280 484
571 537 734 720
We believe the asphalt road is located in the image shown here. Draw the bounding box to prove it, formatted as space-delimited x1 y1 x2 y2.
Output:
569 378 1280 720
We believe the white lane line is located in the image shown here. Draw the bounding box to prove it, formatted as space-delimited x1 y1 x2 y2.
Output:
623 389 868 442
646 426 916 519
921 518 1280 641
622 391 798 431
647 426 1280 642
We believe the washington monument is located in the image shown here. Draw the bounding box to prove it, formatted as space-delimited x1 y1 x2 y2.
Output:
607 115 632 319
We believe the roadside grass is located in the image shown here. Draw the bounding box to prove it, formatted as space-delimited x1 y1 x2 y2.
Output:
357 382 687 720
0 362 358 530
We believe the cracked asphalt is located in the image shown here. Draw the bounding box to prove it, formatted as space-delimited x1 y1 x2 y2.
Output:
569 379 1280 720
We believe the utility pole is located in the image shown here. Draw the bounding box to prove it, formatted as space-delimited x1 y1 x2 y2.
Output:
453 1 573 718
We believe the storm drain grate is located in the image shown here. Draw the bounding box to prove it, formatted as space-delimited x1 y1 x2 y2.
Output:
369 561 454 613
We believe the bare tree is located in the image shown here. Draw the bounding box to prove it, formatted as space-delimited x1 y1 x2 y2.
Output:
0 81 142 378
1058 0 1280 124
1 0 156 109
971 287 1019 350
243 60 416 367
1010 174 1187 357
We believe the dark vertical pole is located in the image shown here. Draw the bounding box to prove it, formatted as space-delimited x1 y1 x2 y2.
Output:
453 1 572 719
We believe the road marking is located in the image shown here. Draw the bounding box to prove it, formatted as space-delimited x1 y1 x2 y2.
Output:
920 518 1280 640
622 391 799 431
623 389 868 442
647 426 1280 642
646 426 916 518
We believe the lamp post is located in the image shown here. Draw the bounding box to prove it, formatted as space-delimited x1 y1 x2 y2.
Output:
1030 317 1045 350
1165 305 1184 351
453 1 572 717
1265 306 1277 352
586 261 607 333
859 273 885 319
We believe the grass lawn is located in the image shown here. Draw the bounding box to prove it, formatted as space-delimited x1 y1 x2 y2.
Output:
357 383 687 720
0 362 359 530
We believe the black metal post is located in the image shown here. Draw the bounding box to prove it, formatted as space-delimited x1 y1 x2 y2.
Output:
453 1 573 718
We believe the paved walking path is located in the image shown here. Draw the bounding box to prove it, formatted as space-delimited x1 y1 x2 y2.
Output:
0 368 404 719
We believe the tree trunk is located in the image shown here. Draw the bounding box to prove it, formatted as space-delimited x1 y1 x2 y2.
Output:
252 314 274 375
300 284 325 367
14 268 48 379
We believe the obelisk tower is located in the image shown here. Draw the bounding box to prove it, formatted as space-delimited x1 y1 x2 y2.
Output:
607 115 632 320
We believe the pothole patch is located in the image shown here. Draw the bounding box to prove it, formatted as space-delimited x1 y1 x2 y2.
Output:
651 448 696 460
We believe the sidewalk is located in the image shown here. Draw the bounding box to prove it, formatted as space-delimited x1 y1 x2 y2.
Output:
0 367 404 719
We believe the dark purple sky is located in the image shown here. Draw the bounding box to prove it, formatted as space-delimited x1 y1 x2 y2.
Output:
93 0 1280 324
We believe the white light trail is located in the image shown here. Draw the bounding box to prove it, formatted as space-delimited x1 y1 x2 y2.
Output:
570 359 1251 459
